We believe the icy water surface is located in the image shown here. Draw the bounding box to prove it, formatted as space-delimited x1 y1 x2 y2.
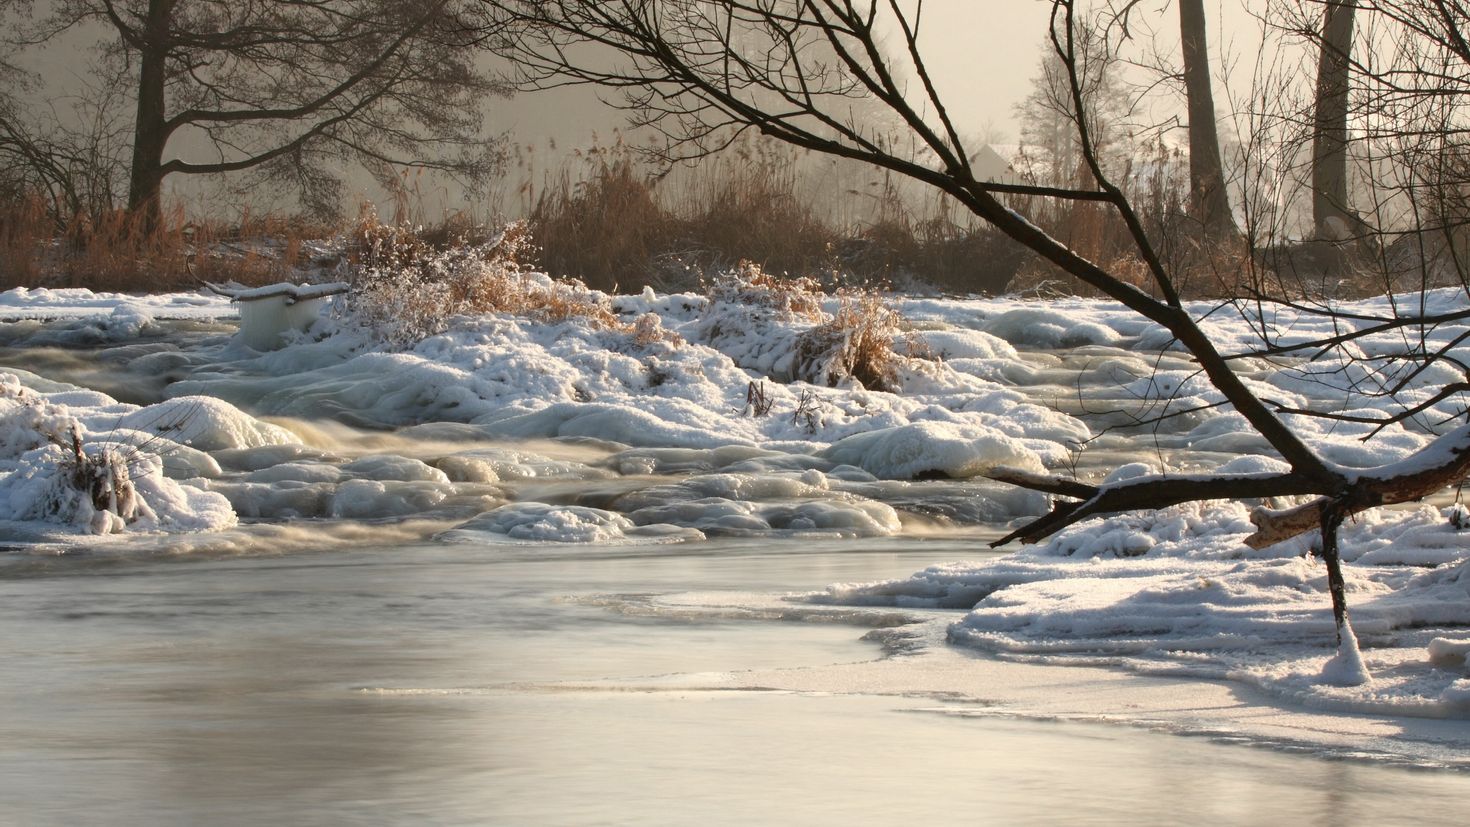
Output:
5 539 1470 826
7 311 1470 824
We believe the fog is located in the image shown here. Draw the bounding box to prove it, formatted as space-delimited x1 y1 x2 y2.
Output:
8 1 1284 217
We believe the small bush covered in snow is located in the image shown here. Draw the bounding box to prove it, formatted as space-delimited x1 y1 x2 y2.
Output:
700 261 917 392
702 261 826 322
348 220 620 344
0 377 149 532
795 290 905 392
0 373 237 535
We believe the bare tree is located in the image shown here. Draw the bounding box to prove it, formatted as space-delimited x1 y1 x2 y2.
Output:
1015 23 1132 192
486 0 1470 666
0 67 130 226
1263 0 1470 286
1178 0 1239 238
4 0 507 230
1311 0 1361 240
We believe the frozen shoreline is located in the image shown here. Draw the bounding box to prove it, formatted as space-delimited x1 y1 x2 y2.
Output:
592 589 1470 769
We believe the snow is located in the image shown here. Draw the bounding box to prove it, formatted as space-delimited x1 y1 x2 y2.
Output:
225 281 351 301
0 287 232 321
436 501 702 544
0 374 238 535
815 500 1470 715
818 421 1044 479
6 277 1470 725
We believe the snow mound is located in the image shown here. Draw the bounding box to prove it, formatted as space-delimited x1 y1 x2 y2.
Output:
611 470 904 538
983 307 1120 348
819 421 1043 479
116 395 299 451
629 496 901 538
0 374 237 535
436 502 701 544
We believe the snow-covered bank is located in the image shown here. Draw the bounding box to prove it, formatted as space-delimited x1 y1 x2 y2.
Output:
0 287 233 322
812 499 1470 717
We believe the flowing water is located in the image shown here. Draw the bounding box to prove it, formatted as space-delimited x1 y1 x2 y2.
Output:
4 322 1470 825
5 539 1470 826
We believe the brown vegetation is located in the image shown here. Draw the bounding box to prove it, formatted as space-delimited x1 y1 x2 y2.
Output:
794 291 904 393
1 129 1398 305
528 143 1032 295
0 196 326 292
346 216 622 344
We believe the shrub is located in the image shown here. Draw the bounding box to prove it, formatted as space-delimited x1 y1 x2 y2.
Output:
347 217 620 344
0 377 152 532
703 260 826 322
794 290 903 392
699 261 915 393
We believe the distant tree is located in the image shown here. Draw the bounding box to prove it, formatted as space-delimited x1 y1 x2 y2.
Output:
3 0 506 230
1271 0 1470 273
1310 0 1360 240
1177 0 1238 238
1015 24 1131 191
0 67 130 226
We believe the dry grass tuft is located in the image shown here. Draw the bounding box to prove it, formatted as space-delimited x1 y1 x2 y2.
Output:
704 260 826 321
676 153 835 279
791 388 823 433
631 311 682 347
0 196 50 289
795 290 904 392
347 216 621 344
530 155 671 293
744 380 773 417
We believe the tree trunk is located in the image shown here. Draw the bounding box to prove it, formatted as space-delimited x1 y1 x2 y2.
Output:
1312 0 1358 240
1178 0 1237 239
126 0 175 235
1318 502 1350 643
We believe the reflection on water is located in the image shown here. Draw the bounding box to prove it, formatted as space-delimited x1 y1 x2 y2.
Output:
3 540 1470 826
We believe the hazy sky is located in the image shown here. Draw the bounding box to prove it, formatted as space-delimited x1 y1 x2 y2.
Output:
497 1 1270 151
12 0 1281 215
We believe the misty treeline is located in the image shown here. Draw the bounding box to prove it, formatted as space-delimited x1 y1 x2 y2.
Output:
1 0 1463 301
0 0 505 233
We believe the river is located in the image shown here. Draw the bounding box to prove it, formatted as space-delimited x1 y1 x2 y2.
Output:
3 536 1470 825
4 310 1470 825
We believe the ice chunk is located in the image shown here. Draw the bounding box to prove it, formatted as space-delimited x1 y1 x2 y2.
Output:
329 479 455 519
225 282 347 350
117 396 298 451
437 502 702 544
1428 638 1470 670
628 496 901 538
984 307 1119 348
341 455 449 483
208 480 338 519
476 402 741 449
244 462 344 484
819 421 1041 480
